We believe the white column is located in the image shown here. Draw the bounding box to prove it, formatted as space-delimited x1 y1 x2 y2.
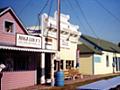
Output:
40 14 47 84
63 60 66 70
41 52 45 84
51 54 55 86
40 35 46 84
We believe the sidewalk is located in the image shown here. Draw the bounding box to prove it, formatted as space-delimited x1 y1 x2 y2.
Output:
14 73 120 90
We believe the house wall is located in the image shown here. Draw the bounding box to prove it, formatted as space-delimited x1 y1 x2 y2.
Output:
0 9 38 90
60 42 77 60
79 54 93 75
94 51 120 75
1 71 36 90
0 11 26 45
41 12 81 70
112 52 120 72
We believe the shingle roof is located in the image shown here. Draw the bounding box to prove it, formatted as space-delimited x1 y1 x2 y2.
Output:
77 42 102 54
80 34 120 53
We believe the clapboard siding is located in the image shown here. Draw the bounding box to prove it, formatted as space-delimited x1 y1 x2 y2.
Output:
0 11 26 45
1 71 36 90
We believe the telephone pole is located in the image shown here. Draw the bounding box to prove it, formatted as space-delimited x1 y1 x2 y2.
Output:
57 0 61 71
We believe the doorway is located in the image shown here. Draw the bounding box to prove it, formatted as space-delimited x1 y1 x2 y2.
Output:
45 53 51 80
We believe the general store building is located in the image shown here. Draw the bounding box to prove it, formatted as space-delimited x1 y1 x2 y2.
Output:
28 12 81 78
0 7 55 90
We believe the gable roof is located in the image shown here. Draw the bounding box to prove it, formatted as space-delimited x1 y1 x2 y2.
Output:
0 7 8 13
80 34 120 53
0 7 28 34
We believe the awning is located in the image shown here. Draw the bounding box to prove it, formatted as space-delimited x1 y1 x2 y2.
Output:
0 45 56 53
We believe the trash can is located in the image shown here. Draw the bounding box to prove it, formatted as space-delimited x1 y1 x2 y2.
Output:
55 71 64 86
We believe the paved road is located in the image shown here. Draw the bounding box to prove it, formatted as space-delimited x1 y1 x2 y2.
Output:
77 76 120 90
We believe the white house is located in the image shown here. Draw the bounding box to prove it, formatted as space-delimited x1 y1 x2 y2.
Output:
78 34 120 75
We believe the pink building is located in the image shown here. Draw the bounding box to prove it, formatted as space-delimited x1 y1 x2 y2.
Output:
0 7 54 90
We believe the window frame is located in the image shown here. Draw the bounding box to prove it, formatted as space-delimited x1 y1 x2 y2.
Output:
3 19 15 34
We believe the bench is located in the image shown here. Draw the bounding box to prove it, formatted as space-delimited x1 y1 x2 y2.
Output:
64 70 72 80
64 69 83 80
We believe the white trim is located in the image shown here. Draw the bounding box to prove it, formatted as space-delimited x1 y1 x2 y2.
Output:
0 45 56 53
0 8 10 16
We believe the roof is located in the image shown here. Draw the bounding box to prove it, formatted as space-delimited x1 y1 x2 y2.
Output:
0 45 56 53
77 42 102 54
0 7 28 34
80 34 120 53
0 7 8 13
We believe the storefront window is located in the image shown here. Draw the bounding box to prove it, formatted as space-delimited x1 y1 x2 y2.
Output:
14 58 28 71
0 50 36 72
4 58 14 71
60 60 63 70
13 55 36 71
54 60 64 71
72 61 74 67
66 60 74 69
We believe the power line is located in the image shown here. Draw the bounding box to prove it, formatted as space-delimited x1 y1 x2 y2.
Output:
74 0 99 39
38 0 49 16
66 0 88 33
18 0 32 16
95 0 120 24
48 0 53 19
9 0 16 8
31 0 50 31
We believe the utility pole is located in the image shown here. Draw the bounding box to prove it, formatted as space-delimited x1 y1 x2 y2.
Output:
57 0 60 51
57 0 61 71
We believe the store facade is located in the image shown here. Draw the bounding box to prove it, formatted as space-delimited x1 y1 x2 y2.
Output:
28 12 81 72
0 7 55 90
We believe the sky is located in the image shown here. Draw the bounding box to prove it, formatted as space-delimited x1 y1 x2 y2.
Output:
0 0 120 44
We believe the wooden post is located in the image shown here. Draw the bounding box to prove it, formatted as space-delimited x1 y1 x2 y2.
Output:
57 0 61 71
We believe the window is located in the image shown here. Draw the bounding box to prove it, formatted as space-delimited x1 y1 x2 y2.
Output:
4 21 14 33
54 60 59 71
119 57 120 71
60 60 63 70
66 60 74 69
106 55 109 67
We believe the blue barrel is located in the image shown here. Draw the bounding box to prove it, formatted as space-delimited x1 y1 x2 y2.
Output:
55 71 64 86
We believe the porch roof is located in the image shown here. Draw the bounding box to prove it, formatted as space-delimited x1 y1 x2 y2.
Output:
0 45 56 53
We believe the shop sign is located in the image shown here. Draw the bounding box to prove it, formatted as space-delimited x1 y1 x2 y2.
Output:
16 34 41 48
60 39 69 48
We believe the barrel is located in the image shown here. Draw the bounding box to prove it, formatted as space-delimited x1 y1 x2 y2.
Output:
55 71 64 86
